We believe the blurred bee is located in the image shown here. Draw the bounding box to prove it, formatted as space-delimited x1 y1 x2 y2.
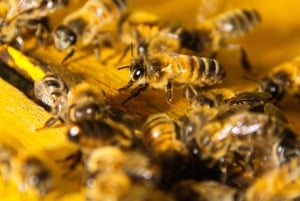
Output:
118 52 225 104
0 143 18 182
43 82 111 128
172 180 240 201
143 113 188 161
34 73 68 109
18 156 53 197
260 56 300 104
192 7 261 70
52 0 127 63
245 156 300 201
187 111 298 188
0 0 67 48
85 146 161 186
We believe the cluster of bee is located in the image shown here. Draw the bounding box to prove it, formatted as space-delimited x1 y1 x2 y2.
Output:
1 0 300 201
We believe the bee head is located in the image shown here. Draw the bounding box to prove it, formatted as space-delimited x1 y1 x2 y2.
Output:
53 25 76 50
260 77 285 103
41 0 68 9
129 57 145 82
70 103 111 122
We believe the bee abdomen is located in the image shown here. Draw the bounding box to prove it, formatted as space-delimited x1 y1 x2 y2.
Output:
143 113 186 157
189 56 225 85
215 8 261 38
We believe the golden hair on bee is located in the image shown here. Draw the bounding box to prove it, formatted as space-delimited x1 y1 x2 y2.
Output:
118 52 225 104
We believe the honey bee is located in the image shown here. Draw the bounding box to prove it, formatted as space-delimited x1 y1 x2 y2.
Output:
85 146 162 201
245 156 300 201
52 0 127 63
18 156 53 197
118 52 225 104
142 113 188 161
0 143 18 182
260 56 300 104
0 0 67 48
43 82 110 127
34 73 68 109
187 111 298 188
192 7 261 70
85 146 161 186
172 180 240 201
67 118 134 152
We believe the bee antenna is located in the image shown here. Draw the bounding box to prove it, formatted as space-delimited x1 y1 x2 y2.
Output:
117 65 131 70
130 42 134 57
242 75 260 84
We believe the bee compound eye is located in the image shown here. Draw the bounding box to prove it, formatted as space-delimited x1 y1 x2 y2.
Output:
67 125 81 143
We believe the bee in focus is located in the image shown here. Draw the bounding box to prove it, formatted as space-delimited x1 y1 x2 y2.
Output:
191 7 261 70
18 156 53 197
142 113 188 161
52 0 127 63
187 111 298 188
245 156 300 201
0 0 67 48
118 52 225 105
43 82 110 128
259 56 300 104
172 180 240 201
34 73 68 109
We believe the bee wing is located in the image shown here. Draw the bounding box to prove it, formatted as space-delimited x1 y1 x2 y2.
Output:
197 0 230 22
4 0 41 23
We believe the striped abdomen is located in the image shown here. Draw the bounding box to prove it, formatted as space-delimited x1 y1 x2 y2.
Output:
67 119 133 151
215 7 261 38
143 113 187 158
171 54 226 86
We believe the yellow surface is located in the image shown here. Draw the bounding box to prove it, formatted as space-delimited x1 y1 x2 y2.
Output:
0 0 300 200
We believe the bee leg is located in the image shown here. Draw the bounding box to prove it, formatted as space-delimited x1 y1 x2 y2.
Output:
166 81 173 104
185 84 198 101
14 36 24 50
61 48 75 64
116 45 131 65
56 149 82 170
240 46 251 71
43 116 61 128
118 80 134 91
93 37 101 60
122 83 149 105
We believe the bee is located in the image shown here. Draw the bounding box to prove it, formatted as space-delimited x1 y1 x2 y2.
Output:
85 146 161 186
245 156 300 201
18 156 53 197
0 143 18 182
118 52 225 104
260 56 300 104
52 0 127 63
188 111 298 188
172 180 240 201
142 113 188 161
67 118 134 153
34 73 68 109
191 7 262 70
43 82 110 128
0 0 67 48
